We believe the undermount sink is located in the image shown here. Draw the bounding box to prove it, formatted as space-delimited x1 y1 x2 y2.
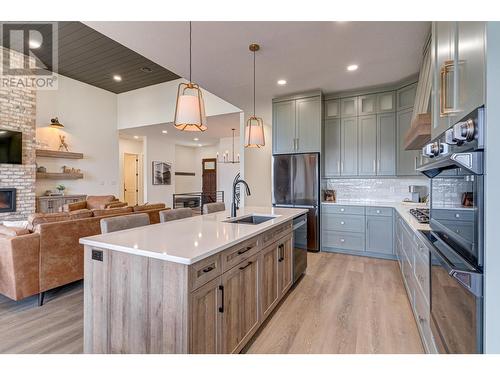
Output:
224 214 278 225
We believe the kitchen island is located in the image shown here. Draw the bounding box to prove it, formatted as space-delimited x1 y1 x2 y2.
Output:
79 206 307 354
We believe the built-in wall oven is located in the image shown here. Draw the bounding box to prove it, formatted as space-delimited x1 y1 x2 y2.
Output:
418 106 484 353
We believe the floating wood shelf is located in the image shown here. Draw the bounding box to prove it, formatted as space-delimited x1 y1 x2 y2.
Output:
404 113 431 151
36 149 84 159
36 172 84 180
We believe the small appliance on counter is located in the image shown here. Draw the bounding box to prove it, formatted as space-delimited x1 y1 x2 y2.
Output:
408 185 427 203
323 189 336 202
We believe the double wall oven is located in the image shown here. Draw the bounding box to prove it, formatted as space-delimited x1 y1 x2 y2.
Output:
418 106 484 354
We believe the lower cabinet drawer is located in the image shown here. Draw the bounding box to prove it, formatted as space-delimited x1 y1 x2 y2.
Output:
322 213 365 233
322 204 365 215
322 230 365 251
189 253 222 291
366 206 393 217
414 282 436 353
414 251 430 303
221 237 260 272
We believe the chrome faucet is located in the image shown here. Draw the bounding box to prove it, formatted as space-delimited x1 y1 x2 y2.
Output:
231 179 251 217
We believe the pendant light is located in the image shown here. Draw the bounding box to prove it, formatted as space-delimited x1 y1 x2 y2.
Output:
244 43 265 148
174 21 207 132
49 117 64 129
217 128 240 164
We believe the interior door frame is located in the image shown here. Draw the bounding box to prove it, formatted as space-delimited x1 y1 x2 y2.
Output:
123 152 143 206
202 158 217 203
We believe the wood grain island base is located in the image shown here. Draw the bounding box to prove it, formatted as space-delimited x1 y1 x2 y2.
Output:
81 207 304 354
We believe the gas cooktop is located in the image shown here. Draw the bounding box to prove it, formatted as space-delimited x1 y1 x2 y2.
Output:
409 208 430 224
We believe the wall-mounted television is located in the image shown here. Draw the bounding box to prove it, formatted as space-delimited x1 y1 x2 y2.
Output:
0 129 22 164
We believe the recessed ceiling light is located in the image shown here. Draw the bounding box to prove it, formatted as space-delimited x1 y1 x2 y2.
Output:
277 79 287 86
141 66 153 73
193 137 199 141
113 74 122 82
133 135 139 139
162 130 168 134
347 64 358 72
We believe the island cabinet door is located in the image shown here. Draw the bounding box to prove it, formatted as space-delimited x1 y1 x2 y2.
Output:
220 253 260 354
189 277 222 354
278 235 293 297
259 243 280 321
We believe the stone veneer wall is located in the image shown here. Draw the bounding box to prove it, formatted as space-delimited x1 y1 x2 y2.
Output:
0 47 37 221
322 177 430 202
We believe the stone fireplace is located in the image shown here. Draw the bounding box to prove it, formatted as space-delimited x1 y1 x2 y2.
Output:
0 46 36 221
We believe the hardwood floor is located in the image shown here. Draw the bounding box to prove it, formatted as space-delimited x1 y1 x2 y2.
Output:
0 252 423 354
0 281 83 354
245 252 424 354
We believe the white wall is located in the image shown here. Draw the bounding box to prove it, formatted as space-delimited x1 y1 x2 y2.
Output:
484 21 500 353
143 135 176 207
118 137 145 204
117 79 241 130
175 145 200 193
36 75 119 197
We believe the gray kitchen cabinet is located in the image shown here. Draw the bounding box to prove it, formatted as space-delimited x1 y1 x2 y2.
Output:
272 94 322 154
341 97 358 117
358 94 377 115
366 214 394 255
396 108 420 176
377 112 396 175
325 99 340 119
341 117 358 176
397 83 417 111
272 100 296 154
324 118 341 176
431 22 485 140
377 91 396 113
296 96 322 153
358 115 377 176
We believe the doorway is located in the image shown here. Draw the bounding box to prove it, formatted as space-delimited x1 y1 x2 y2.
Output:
202 158 217 204
123 153 142 206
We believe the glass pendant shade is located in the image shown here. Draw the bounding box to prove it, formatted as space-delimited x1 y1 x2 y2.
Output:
174 82 207 132
244 115 265 148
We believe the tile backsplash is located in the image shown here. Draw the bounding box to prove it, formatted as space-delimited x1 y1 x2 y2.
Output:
322 177 430 202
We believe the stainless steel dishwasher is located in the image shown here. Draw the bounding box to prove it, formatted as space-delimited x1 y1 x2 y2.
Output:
292 214 308 283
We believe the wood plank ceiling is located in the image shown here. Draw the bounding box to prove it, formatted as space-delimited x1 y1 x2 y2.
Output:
32 21 180 93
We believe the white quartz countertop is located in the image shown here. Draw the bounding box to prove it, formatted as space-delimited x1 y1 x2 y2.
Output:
321 200 430 232
79 206 308 265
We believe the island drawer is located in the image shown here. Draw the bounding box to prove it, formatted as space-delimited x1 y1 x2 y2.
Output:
322 205 365 215
189 253 222 291
221 237 261 272
366 207 393 217
261 222 292 248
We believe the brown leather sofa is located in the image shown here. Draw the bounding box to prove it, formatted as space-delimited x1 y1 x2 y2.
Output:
0 203 168 305
64 195 127 212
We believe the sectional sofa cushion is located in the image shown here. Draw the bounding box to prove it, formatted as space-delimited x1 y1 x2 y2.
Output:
68 209 93 220
133 203 166 212
0 225 30 237
28 212 70 227
91 206 134 217
86 195 117 210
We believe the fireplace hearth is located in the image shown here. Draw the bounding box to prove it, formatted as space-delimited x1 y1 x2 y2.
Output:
0 188 16 213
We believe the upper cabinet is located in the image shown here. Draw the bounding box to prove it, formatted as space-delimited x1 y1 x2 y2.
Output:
341 97 358 117
397 83 418 111
272 93 322 154
431 22 485 139
325 99 340 119
378 92 396 113
358 94 377 116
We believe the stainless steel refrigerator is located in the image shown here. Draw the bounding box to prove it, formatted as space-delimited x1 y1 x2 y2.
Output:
272 153 319 252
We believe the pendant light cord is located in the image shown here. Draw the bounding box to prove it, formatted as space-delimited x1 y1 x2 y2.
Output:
253 49 256 117
189 21 192 82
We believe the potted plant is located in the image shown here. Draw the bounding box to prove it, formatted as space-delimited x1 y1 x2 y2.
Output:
56 184 66 195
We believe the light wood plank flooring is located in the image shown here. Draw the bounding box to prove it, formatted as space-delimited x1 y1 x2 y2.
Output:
0 252 423 354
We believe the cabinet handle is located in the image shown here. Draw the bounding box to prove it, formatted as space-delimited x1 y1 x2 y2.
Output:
218 285 224 313
337 161 340 174
440 59 464 116
340 208 345 212
278 244 284 262
237 246 252 255
340 238 345 243
202 265 215 273
340 221 345 225
376 210 381 214
373 159 376 173
377 160 380 173
239 261 253 270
